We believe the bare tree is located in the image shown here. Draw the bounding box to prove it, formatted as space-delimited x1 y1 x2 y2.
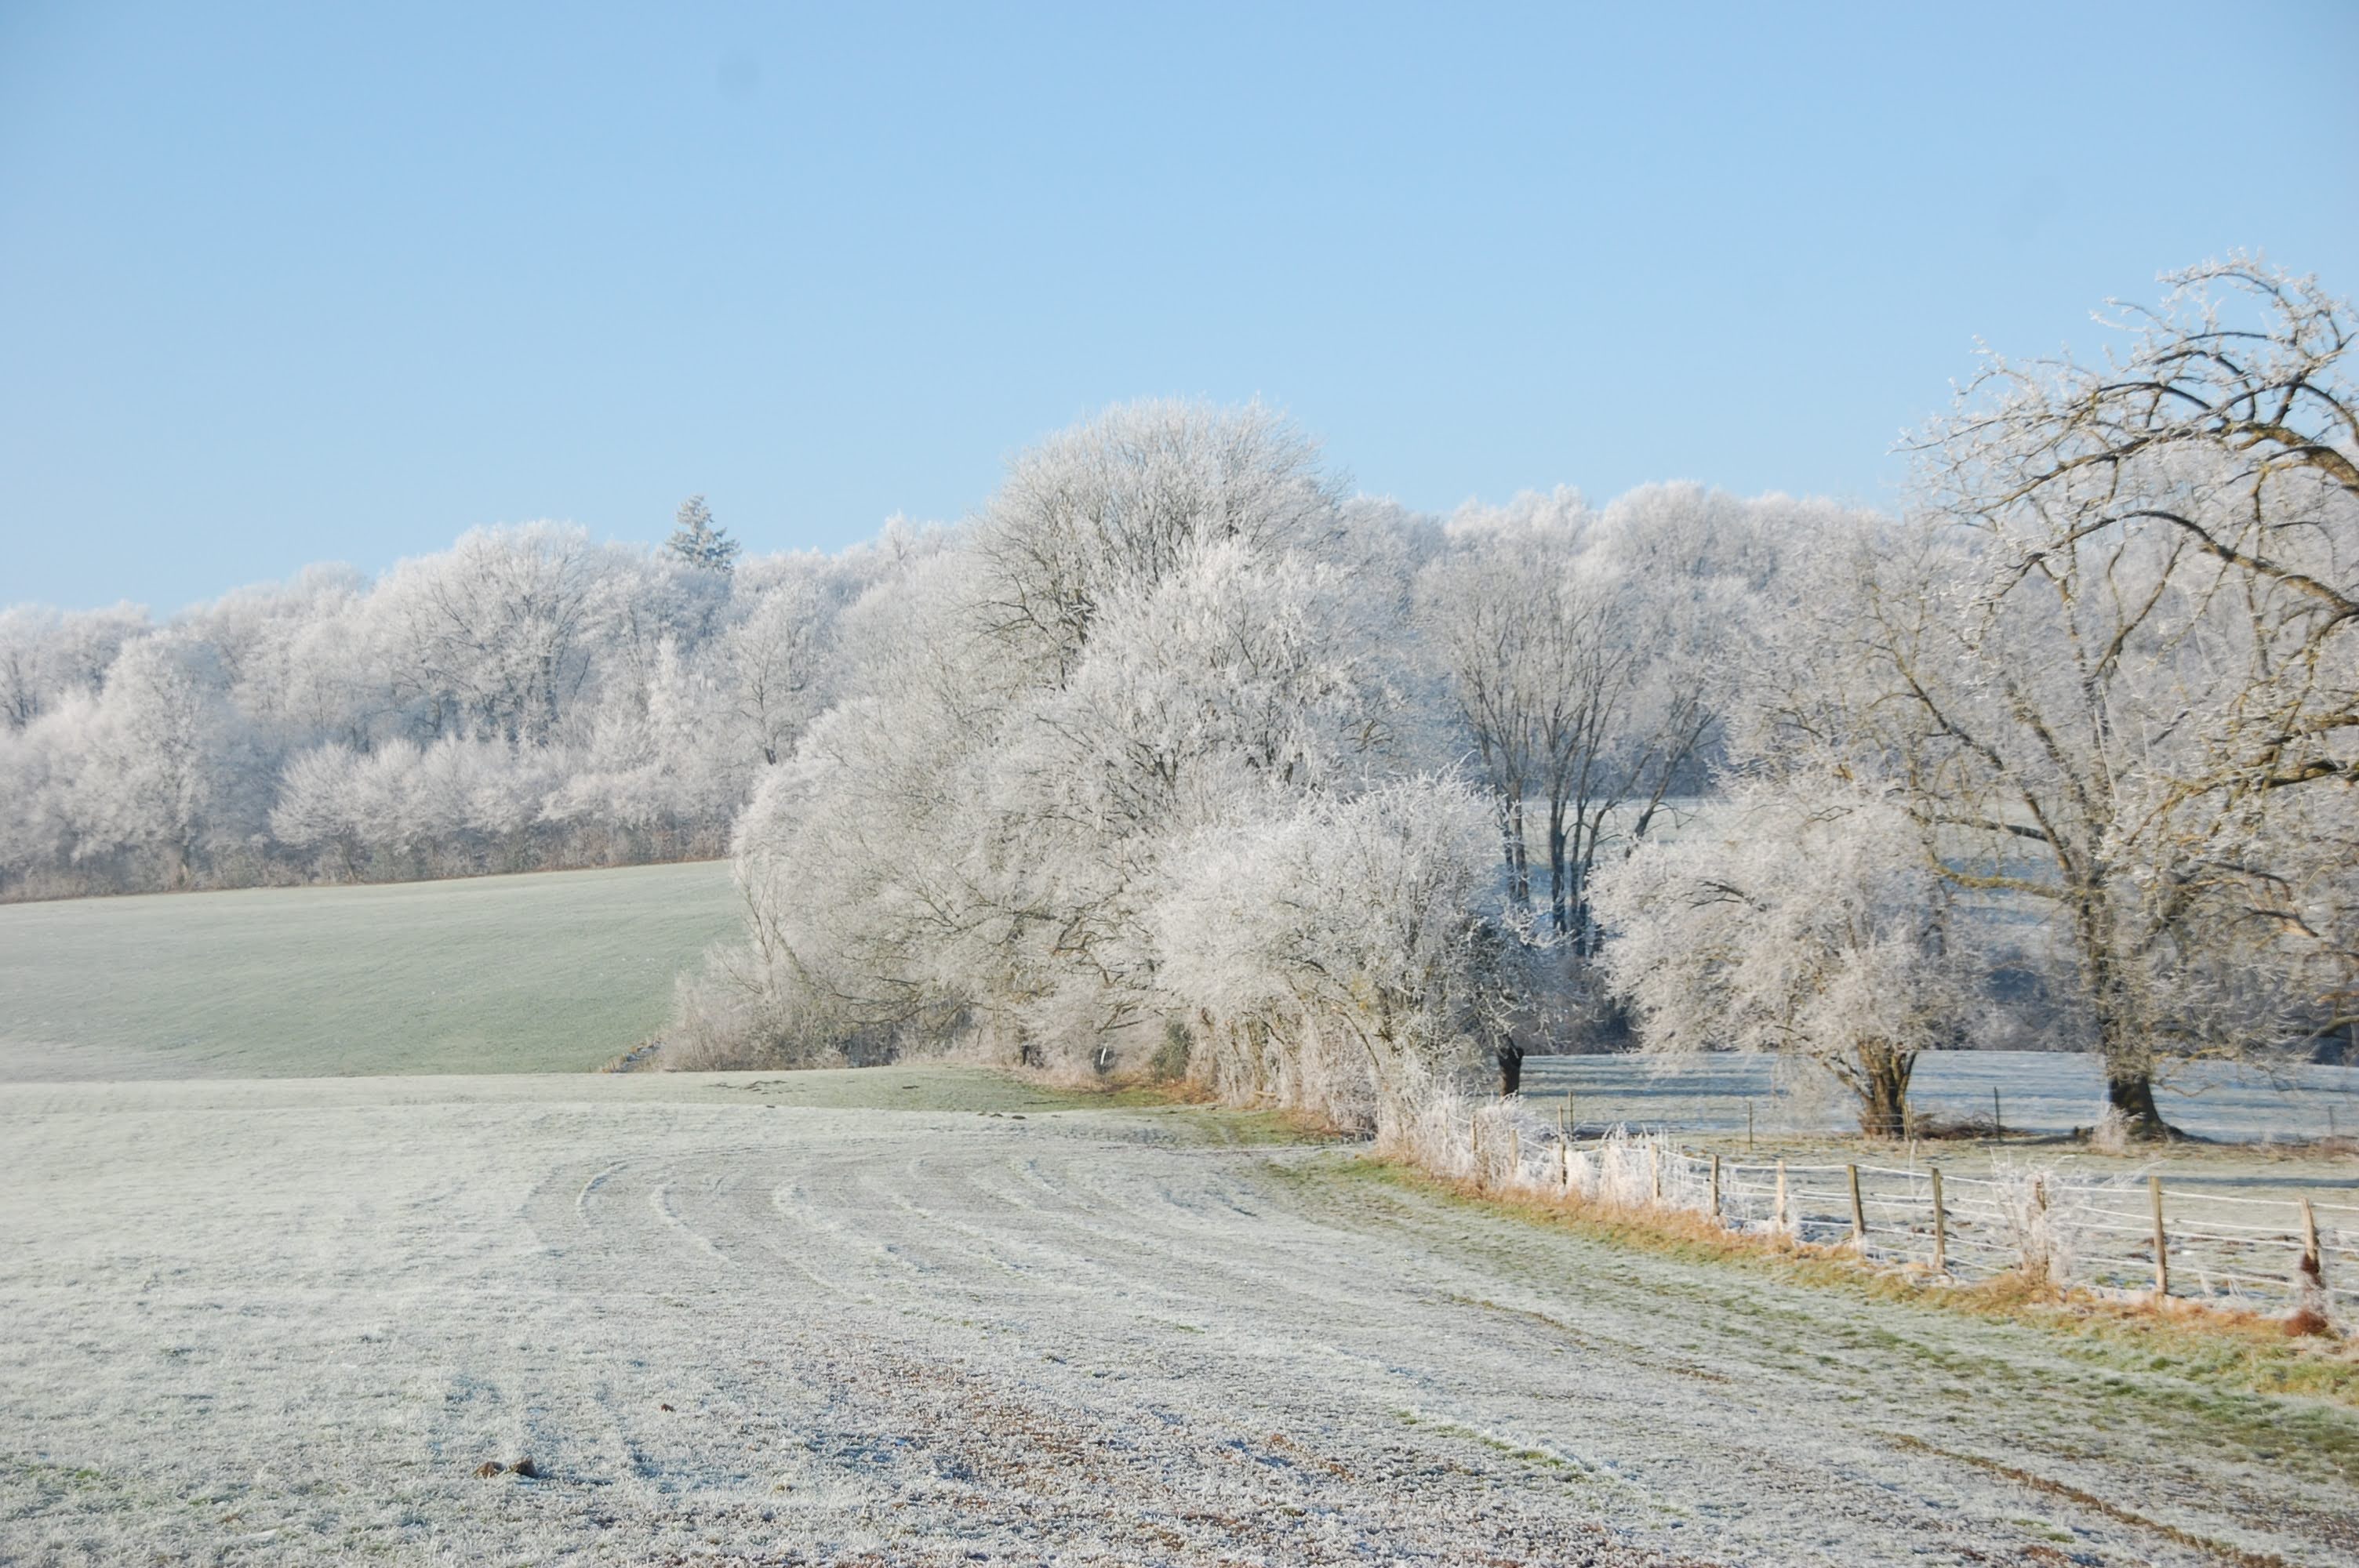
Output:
1422 487 1752 947
1903 259 2359 1134
1921 258 2357 800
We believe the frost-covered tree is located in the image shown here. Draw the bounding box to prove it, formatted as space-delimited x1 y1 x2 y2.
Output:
0 603 149 731
1421 485 1771 946
1419 503 1568 912
725 571 834 768
373 524 620 746
62 638 254 887
1881 262 2359 1133
1919 258 2358 804
547 637 747 857
686 404 1421 1078
1592 777 1974 1137
1150 779 1507 1134
973 399 1344 683
667 495 741 574
715 549 998 1062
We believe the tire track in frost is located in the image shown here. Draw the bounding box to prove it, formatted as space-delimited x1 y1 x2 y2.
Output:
531 1116 1718 1558
16 1087 2322 1566
715 1115 2337 1567
576 1121 1888 1558
839 1131 1408 1330
881 1127 2012 1563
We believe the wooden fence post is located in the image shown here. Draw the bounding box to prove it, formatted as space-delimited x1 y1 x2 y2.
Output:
1992 1087 2003 1140
1709 1152 1722 1221
2301 1196 2323 1294
2031 1174 2049 1281
1846 1163 1866 1248
1929 1166 1946 1275
1747 1099 1755 1154
2149 1174 2169 1299
1649 1143 1662 1203
1774 1159 1790 1237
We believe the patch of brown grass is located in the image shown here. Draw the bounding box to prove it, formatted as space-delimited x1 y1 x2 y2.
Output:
2285 1306 2336 1338
1005 1065 1360 1136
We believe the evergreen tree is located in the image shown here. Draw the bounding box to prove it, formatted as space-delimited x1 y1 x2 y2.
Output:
667 495 740 573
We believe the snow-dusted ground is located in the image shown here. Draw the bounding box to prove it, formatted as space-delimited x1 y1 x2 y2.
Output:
1525 1049 2359 1142
2 1070 2352 1566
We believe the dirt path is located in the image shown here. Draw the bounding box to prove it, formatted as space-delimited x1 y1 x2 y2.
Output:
0 1073 2350 1565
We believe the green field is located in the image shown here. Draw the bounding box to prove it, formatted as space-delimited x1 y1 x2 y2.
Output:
0 862 740 1080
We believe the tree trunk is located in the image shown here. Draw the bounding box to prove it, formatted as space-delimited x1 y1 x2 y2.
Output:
1496 1042 1524 1097
1547 800 1571 937
1852 1045 1915 1139
2105 1068 2171 1139
1506 799 1530 909
2075 895 2172 1139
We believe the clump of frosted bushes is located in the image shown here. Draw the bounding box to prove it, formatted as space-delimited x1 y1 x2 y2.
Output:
1391 1087 1703 1212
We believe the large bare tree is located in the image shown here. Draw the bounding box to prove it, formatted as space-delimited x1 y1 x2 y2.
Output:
1894 260 2359 1130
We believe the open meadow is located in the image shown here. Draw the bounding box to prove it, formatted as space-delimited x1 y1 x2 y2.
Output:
5 1065 2357 1567
0 862 736 1080
4 877 2357 1564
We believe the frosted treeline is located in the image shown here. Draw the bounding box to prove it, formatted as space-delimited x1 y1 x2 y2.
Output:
0 516 917 895
1592 260 2359 1138
5 260 2352 1146
680 263 2357 1143
667 401 1824 1147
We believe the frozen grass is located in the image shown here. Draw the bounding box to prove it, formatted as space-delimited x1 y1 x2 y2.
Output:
5 1069 2355 1566
0 861 737 1080
1508 1055 2359 1326
1353 1155 2359 1407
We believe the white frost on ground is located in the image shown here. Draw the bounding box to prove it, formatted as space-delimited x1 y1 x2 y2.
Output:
2 1073 2351 1566
1523 1050 2359 1142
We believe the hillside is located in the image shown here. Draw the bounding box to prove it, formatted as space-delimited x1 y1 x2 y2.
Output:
0 861 736 1080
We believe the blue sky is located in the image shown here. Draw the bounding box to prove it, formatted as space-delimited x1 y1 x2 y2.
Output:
2 2 2353 612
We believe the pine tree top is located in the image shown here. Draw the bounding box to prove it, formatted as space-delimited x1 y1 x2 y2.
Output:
667 495 740 572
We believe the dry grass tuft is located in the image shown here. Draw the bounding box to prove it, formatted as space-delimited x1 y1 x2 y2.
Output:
2285 1306 2335 1339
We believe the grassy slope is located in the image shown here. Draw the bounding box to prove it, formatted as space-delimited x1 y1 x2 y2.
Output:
0 862 738 1079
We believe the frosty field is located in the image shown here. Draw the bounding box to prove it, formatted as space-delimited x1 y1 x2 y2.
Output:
1523 1051 2359 1144
5 1066 2354 1567
0 862 737 1080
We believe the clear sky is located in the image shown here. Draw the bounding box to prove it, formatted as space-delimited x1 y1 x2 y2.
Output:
2 2 2353 612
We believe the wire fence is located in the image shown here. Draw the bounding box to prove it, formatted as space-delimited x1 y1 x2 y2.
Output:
1453 1104 2356 1326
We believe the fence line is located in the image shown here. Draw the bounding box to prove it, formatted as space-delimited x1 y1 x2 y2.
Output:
1464 1107 2356 1327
